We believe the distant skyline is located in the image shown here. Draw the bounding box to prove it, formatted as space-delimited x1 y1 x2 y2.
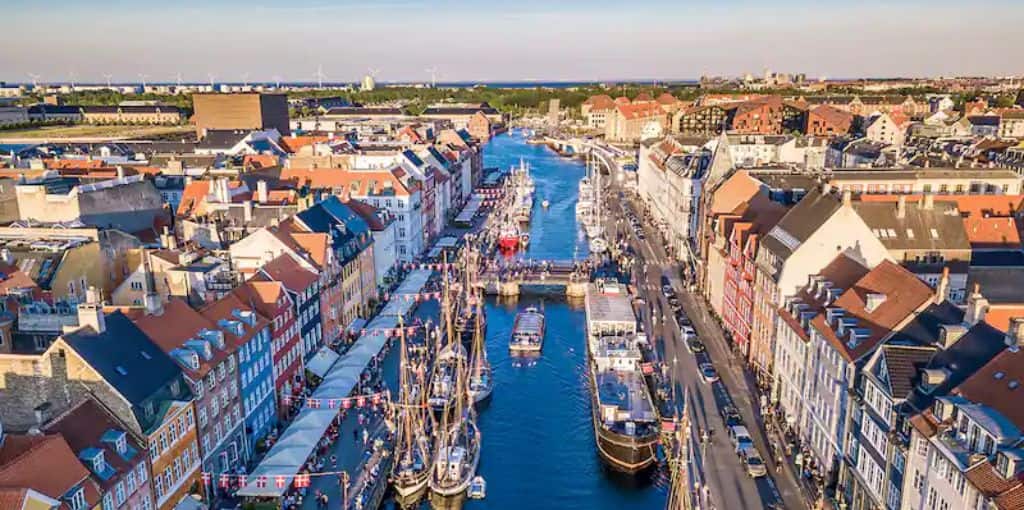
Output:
3 0 1023 84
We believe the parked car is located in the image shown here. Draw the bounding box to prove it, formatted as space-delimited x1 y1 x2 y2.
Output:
680 326 697 341
728 425 754 456
699 363 719 384
662 285 675 297
685 337 705 354
720 406 743 428
742 448 768 478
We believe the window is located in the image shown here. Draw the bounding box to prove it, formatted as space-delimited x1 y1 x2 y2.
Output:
127 470 137 493
68 487 87 510
199 408 208 428
92 450 106 473
102 493 114 510
115 482 126 505
154 473 164 499
137 463 148 483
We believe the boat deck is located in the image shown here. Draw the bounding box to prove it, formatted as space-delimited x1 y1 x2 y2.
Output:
585 282 637 337
595 371 657 424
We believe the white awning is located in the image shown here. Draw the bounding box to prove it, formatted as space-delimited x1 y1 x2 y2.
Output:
236 270 432 498
304 346 340 379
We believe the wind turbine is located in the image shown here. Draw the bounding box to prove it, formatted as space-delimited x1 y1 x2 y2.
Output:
174 72 183 88
103 74 113 88
314 64 327 89
68 70 77 89
241 73 250 87
26 73 40 88
272 75 282 89
138 73 149 89
208 73 216 89
425 67 438 88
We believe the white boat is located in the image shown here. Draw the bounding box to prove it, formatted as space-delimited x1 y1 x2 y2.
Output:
468 476 486 499
510 306 545 353
428 343 467 411
589 237 608 254
430 419 482 496
541 199 550 209
467 301 493 405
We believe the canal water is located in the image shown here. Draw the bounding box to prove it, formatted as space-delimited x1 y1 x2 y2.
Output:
387 133 667 509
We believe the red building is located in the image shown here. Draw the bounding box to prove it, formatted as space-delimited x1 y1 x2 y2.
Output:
721 223 758 356
805 104 854 136
233 280 301 413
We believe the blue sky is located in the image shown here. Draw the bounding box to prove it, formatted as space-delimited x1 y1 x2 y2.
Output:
3 0 1022 83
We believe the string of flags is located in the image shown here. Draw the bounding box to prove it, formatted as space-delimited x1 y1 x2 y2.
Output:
280 390 389 410
203 471 339 489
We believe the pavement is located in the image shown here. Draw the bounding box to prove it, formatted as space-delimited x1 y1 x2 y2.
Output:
600 183 808 510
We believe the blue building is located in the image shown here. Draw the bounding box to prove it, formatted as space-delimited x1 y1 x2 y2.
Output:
202 292 276 461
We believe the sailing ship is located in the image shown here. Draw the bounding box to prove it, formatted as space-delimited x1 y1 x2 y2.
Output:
429 349 482 497
391 323 433 500
467 301 493 404
509 306 545 353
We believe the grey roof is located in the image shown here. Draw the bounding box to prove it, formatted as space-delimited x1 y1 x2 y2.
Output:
845 139 888 158
829 168 1020 181
63 312 183 407
889 300 965 346
852 200 970 252
873 345 938 400
907 321 1008 412
422 106 499 115
967 115 1000 126
323 107 405 116
198 129 249 150
970 251 1024 267
760 188 842 260
295 196 373 265
967 266 1024 304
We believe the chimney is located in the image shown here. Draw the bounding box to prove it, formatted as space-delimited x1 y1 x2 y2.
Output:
116 166 125 179
160 226 176 250
965 284 989 326
897 195 907 219
923 193 935 210
243 200 253 223
841 189 852 206
32 402 52 430
820 181 831 194
0 249 12 266
935 266 950 304
257 180 269 204
76 301 106 334
1007 317 1024 347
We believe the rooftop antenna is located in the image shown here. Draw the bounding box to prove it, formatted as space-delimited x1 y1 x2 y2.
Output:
425 67 438 88
138 73 149 89
175 72 183 88
68 70 77 89
102 74 113 88
207 73 216 88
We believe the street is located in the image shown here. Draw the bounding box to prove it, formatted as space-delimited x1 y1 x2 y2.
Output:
601 183 807 510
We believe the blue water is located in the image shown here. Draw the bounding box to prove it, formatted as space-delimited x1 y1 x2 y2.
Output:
456 134 667 509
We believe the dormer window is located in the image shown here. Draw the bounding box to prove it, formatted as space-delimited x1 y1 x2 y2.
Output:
92 450 106 473
67 487 87 510
115 433 127 455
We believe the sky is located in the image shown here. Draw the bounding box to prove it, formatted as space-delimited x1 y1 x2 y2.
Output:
3 0 1023 84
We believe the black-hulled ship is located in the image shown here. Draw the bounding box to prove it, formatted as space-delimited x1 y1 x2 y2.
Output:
584 281 659 473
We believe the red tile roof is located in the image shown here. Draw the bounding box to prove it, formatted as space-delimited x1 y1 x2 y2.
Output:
254 253 319 293
955 346 1024 430
616 101 665 120
132 298 222 377
43 397 145 491
278 135 329 154
0 434 101 508
811 260 934 362
280 167 412 197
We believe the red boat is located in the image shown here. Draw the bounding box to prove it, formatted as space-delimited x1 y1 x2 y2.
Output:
498 226 520 252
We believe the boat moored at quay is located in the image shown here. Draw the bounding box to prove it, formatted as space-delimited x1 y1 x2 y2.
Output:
584 279 659 473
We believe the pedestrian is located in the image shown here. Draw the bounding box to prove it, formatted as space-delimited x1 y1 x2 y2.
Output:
363 428 369 445
353 427 359 442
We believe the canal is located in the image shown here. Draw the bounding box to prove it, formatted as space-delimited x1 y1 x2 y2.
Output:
387 133 667 509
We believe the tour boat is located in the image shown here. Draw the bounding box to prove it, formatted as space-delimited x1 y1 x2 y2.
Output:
589 236 608 254
509 306 545 353
541 199 550 209
519 232 531 248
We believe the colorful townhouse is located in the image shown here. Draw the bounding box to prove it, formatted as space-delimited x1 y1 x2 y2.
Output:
133 299 248 496
201 292 276 457
45 396 154 510
233 280 301 417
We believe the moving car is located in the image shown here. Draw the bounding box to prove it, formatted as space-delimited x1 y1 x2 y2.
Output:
699 363 719 384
